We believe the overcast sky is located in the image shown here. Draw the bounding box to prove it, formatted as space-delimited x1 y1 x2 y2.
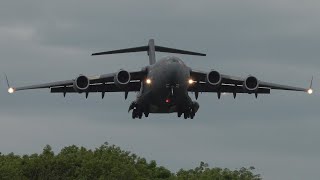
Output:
0 0 319 179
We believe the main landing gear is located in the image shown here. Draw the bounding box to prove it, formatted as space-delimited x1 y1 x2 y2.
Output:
128 101 199 119
129 102 149 119
177 101 199 119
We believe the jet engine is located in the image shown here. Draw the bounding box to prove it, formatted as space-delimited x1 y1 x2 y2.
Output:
243 76 259 92
206 70 222 86
114 70 131 88
73 75 90 93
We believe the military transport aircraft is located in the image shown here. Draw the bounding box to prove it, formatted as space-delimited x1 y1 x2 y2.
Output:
6 39 313 119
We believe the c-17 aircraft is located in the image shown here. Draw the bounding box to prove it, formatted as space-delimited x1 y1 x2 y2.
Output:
6 39 313 119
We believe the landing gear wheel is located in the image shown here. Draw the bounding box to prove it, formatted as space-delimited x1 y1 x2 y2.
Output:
184 112 189 119
190 113 194 119
190 110 195 119
132 109 137 119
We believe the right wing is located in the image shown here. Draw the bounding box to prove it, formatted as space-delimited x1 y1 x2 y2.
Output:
189 70 312 96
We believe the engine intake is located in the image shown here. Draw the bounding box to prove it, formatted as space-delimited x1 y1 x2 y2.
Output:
244 76 259 91
114 70 131 88
73 75 90 92
206 70 222 86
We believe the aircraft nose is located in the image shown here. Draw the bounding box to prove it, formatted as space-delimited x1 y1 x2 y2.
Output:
166 64 184 84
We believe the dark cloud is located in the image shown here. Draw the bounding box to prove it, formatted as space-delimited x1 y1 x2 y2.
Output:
0 1 319 179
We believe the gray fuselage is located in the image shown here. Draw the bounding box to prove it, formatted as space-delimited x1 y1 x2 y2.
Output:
136 56 193 113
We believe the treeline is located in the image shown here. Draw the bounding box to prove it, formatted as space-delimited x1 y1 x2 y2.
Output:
0 142 261 180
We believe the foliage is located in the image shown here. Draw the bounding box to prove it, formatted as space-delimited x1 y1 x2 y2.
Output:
176 162 261 180
0 143 261 180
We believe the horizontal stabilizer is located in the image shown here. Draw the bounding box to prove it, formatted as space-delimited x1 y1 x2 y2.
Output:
92 46 148 56
154 46 206 56
92 39 206 65
92 44 206 57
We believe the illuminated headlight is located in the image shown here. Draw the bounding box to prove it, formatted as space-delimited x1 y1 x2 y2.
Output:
308 89 313 94
188 79 195 85
8 87 15 94
146 78 152 84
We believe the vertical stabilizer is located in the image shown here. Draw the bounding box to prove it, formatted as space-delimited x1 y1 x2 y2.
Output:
148 39 156 65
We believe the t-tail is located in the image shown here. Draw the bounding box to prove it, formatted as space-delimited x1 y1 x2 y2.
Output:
92 39 206 65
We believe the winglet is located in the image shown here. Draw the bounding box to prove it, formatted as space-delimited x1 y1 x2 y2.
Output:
307 76 313 94
4 74 15 94
4 74 10 88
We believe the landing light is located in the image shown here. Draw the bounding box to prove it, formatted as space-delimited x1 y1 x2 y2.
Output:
307 89 313 95
146 78 152 84
188 79 195 85
165 98 171 103
8 87 15 94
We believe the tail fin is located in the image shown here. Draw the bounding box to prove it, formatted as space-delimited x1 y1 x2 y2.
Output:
148 39 156 65
92 39 206 65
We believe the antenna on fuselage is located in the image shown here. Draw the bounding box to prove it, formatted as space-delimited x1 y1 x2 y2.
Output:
92 39 206 65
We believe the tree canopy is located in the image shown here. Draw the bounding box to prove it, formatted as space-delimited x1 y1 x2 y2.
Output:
0 142 261 180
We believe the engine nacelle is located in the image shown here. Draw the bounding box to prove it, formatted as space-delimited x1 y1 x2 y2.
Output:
206 70 222 86
114 70 131 88
73 75 90 93
243 76 259 92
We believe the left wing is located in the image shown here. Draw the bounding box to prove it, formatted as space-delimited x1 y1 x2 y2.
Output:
189 70 313 96
51 81 141 93
7 70 146 95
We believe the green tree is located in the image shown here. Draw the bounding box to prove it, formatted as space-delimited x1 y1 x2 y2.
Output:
0 143 261 180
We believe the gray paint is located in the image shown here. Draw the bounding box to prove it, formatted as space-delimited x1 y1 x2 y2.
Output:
8 39 310 120
148 39 156 65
